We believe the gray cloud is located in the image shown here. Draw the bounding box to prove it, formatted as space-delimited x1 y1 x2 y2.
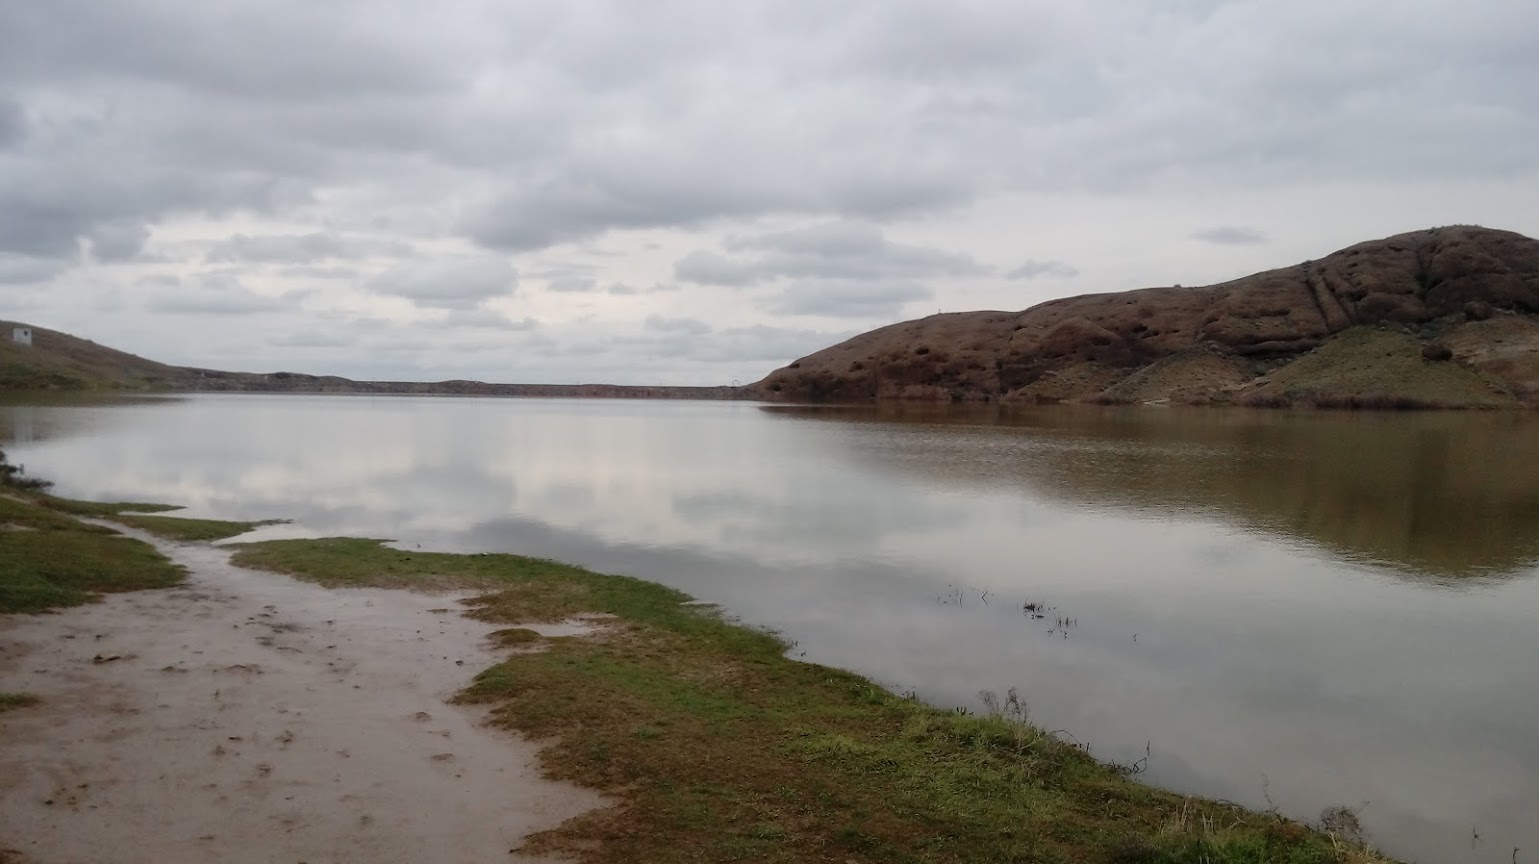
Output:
2 0 1536 383
644 315 711 335
1006 259 1079 280
631 322 856 368
0 95 26 147
762 279 933 319
4 2 1535 268
208 232 411 264
674 251 759 287
278 265 361 280
0 254 65 285
438 309 540 331
3 0 1535 268
677 222 984 287
85 220 151 261
544 273 598 294
1192 226 1269 246
462 154 972 253
699 324 855 363
604 281 677 295
143 273 283 316
269 328 357 348
365 256 516 310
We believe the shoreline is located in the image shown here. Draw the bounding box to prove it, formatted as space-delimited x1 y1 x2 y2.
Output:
0 484 1398 863
0 522 602 863
7 380 1537 414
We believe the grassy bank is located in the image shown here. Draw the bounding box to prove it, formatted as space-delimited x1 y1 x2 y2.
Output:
110 513 286 542
0 492 185 613
0 446 276 611
234 538 1390 864
0 496 281 611
1249 327 1514 409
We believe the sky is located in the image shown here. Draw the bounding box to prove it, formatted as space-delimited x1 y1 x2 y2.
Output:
2 1 1536 385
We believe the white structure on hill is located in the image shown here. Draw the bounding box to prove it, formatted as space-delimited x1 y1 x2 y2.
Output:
11 327 32 346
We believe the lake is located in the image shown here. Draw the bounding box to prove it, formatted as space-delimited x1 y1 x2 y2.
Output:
4 394 1537 863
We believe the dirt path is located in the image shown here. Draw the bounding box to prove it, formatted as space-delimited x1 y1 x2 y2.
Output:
0 528 603 864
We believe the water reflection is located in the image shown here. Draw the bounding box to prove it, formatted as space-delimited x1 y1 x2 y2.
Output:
3 395 1537 863
764 404 1539 579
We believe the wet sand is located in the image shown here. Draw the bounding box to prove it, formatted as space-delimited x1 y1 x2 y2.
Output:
0 528 604 863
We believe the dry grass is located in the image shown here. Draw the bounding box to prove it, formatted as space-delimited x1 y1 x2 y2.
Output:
0 320 189 391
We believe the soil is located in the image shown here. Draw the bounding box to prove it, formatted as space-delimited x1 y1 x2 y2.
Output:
0 528 604 864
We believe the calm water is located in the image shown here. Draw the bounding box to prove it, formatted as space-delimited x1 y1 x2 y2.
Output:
5 394 1538 863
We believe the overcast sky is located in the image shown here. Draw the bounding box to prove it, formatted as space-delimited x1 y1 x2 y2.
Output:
2 1 1536 384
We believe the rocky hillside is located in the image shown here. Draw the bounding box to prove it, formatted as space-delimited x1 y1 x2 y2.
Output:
752 226 1539 408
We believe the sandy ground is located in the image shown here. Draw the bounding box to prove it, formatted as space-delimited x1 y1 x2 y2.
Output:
0 527 604 864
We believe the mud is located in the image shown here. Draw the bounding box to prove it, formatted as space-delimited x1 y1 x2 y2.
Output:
0 528 604 863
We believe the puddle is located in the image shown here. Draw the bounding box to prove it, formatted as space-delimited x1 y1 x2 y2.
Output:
0 527 605 863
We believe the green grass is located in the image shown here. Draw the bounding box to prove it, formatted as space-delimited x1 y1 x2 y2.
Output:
0 494 184 613
20 486 275 541
234 538 1391 864
115 514 286 542
1256 327 1514 409
0 692 40 713
36 496 182 517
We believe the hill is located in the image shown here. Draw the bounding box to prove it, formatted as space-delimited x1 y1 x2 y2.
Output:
0 321 749 400
752 225 1539 408
0 321 197 390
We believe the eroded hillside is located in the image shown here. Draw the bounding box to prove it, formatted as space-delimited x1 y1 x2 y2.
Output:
753 226 1539 408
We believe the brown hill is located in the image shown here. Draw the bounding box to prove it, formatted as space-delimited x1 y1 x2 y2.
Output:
752 225 1539 408
0 321 196 390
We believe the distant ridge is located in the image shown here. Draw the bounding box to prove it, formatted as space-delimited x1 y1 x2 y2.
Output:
0 321 751 400
752 225 1539 409
8 225 1539 408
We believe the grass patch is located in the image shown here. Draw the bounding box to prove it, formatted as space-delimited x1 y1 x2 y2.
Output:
0 692 40 713
115 514 286 542
0 494 184 613
235 537 1393 864
489 627 545 647
34 495 183 517
1256 327 1514 409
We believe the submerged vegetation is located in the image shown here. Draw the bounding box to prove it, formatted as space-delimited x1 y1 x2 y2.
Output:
234 537 1392 864
0 692 40 713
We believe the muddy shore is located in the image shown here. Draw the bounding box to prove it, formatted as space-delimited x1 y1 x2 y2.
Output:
0 527 603 864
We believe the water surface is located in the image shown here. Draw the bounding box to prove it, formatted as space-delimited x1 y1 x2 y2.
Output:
4 394 1537 863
